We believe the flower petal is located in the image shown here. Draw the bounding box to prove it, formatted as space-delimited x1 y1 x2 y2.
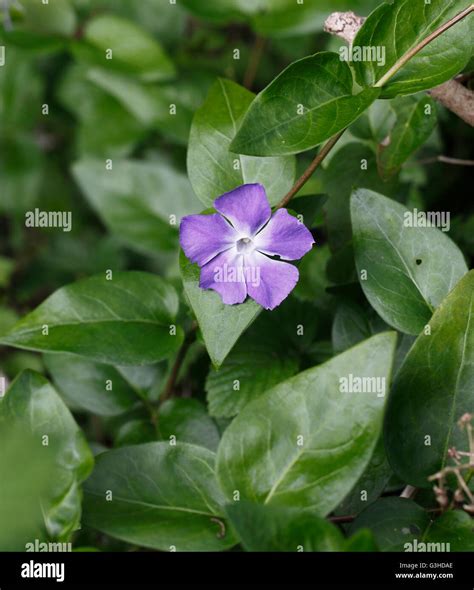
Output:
199 248 247 305
254 208 314 261
180 213 237 266
245 251 299 310
214 184 271 237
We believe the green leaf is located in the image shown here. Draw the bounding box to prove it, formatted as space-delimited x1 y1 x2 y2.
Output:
187 78 295 207
216 332 397 515
377 96 437 179
0 424 55 550
83 442 237 551
57 65 146 158
230 52 379 156
206 340 298 419
0 371 93 541
350 100 396 144
72 158 198 255
83 15 175 82
323 143 400 255
158 398 221 452
14 0 77 37
425 511 474 551
180 250 262 368
206 299 314 417
85 68 211 146
332 301 372 354
0 272 183 366
334 435 392 517
385 271 474 487
226 502 345 551
44 354 141 416
349 497 430 551
351 189 467 335
352 0 473 98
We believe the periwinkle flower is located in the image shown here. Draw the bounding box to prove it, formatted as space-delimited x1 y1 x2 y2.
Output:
180 184 314 310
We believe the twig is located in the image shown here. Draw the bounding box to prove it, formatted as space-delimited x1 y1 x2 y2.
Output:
161 323 198 402
418 155 474 166
276 130 345 209
429 80 474 127
243 36 266 90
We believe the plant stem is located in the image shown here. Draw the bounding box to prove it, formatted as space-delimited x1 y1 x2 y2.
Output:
329 514 356 524
374 4 474 89
161 323 198 402
244 36 266 90
418 155 474 166
276 129 345 209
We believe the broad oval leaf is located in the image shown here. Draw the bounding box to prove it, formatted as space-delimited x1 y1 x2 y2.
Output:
73 158 199 255
84 14 175 81
351 189 467 335
230 52 379 156
352 0 473 98
385 270 474 487
0 272 183 365
216 332 397 515
187 78 296 207
44 353 142 416
180 250 262 368
83 442 237 551
0 370 93 541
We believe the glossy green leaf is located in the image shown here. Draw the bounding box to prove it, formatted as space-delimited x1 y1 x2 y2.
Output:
44 353 141 416
83 15 175 81
351 189 467 335
0 272 183 366
217 332 397 515
231 52 379 156
349 497 430 551
73 158 198 255
352 0 473 98
425 510 474 551
0 371 93 541
187 78 295 207
385 271 474 487
83 442 237 551
180 250 262 368
226 502 345 551
378 96 437 179
158 398 221 452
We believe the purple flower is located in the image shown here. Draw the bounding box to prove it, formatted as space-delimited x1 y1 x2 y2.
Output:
180 184 314 310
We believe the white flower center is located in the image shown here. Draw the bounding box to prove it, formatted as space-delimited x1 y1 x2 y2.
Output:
236 237 254 254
